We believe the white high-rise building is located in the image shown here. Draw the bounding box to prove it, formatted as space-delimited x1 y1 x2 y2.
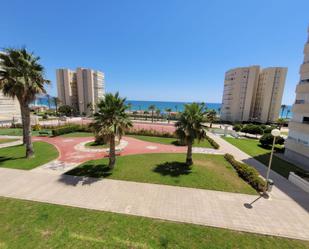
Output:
56 68 105 115
284 27 309 171
221 66 287 123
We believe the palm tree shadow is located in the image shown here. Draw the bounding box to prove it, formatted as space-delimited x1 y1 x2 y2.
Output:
153 161 192 177
65 164 112 178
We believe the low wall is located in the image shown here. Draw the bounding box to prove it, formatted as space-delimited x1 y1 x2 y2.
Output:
288 172 309 193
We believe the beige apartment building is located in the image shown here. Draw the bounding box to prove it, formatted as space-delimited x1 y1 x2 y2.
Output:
56 68 105 115
220 66 287 123
0 91 20 122
285 27 309 170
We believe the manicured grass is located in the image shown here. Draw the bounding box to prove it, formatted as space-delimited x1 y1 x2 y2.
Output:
0 197 308 249
0 138 19 144
0 128 49 136
128 135 213 148
67 153 256 194
0 141 59 170
60 132 93 137
223 137 306 178
0 128 23 136
85 141 119 148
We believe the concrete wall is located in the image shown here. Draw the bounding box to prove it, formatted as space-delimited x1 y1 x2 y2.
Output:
288 172 309 193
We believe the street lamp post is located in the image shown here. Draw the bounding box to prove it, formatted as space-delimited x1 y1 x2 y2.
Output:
265 129 281 193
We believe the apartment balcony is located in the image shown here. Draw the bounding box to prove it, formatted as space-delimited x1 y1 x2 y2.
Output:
300 63 309 74
292 103 309 113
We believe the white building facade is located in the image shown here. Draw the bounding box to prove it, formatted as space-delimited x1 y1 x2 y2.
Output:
285 27 309 171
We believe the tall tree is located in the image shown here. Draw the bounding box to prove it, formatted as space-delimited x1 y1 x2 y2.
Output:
148 104 156 123
52 97 60 115
156 109 161 121
286 109 290 119
207 109 217 128
165 108 172 123
280 104 287 118
175 103 208 165
46 94 51 109
91 92 132 168
0 48 49 158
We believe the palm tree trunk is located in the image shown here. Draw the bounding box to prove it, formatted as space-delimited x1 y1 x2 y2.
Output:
186 141 193 165
22 104 34 158
109 134 116 168
151 111 154 123
19 105 26 144
210 122 213 128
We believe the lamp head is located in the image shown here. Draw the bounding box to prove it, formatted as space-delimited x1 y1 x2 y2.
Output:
271 129 281 137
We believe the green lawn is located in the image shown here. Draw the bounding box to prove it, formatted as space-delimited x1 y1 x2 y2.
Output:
67 153 256 194
0 141 59 170
0 138 19 144
0 128 50 136
0 197 308 249
60 132 93 137
128 135 213 148
0 128 23 136
223 137 306 178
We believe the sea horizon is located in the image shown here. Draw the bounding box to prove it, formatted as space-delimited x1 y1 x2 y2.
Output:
33 96 293 118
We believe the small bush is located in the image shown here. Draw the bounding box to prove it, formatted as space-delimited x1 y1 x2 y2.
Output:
224 154 266 192
32 124 42 131
233 124 243 132
259 133 285 147
205 134 220 149
52 124 81 136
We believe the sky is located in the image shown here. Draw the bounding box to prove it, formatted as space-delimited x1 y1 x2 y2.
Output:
1 0 309 104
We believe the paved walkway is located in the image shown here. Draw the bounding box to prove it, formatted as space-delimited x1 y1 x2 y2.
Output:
0 136 22 148
31 135 222 174
0 167 308 240
207 132 309 212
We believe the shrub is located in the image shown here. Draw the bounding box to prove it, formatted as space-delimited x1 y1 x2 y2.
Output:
233 124 243 132
52 124 81 136
224 154 266 192
126 128 176 138
42 114 48 120
241 124 263 137
32 124 42 131
259 133 285 147
205 134 220 149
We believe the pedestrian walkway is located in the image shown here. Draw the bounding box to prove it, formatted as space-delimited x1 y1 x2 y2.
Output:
0 136 22 148
0 167 308 241
31 136 221 174
207 133 309 211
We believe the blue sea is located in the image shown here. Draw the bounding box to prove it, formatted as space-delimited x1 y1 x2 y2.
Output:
33 96 293 118
124 100 221 113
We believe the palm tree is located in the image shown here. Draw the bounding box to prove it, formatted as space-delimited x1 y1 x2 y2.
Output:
46 94 51 109
286 109 290 119
175 103 208 165
0 48 49 158
207 109 217 128
148 104 156 123
91 92 132 168
165 108 172 123
52 97 60 115
156 109 161 121
281 104 287 118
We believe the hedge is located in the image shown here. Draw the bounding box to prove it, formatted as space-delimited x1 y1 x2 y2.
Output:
224 154 266 192
51 124 92 136
205 134 220 149
126 128 176 138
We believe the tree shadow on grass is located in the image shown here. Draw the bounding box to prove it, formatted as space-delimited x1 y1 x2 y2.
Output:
66 164 112 178
59 164 112 186
0 156 25 165
153 161 192 177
